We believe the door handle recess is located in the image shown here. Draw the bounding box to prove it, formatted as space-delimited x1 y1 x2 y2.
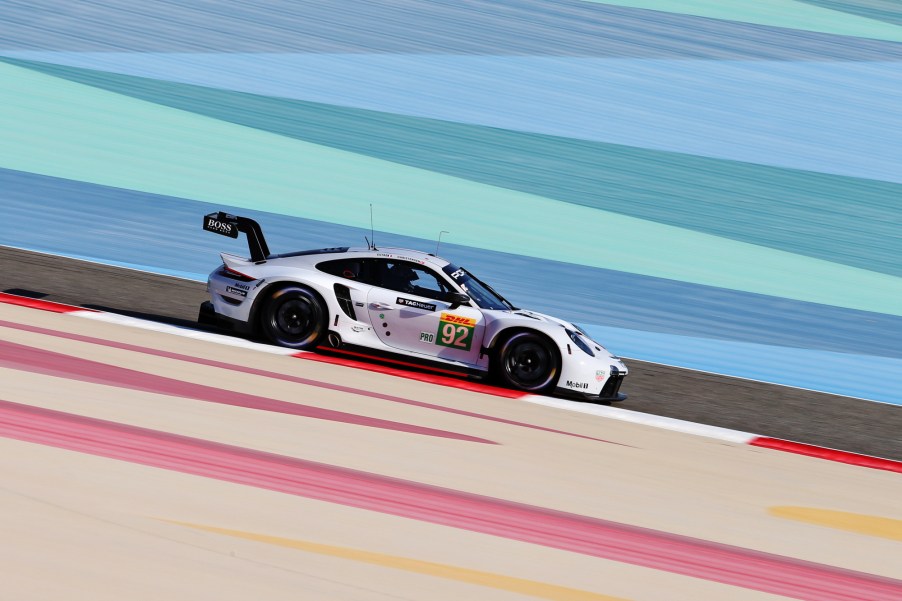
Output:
371 303 394 310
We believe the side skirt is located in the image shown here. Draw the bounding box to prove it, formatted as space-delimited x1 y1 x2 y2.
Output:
318 341 488 381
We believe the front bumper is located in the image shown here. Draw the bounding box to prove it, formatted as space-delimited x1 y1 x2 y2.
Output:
197 300 254 335
555 387 627 404
555 365 628 404
598 367 627 402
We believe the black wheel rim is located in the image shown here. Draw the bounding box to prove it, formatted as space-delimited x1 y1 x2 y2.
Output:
274 297 316 339
504 339 553 388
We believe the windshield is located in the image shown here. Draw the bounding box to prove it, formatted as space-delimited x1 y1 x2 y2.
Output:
442 264 515 310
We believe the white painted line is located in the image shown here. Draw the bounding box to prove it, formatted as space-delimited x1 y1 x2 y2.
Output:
522 395 757 445
74 311 301 356
75 309 756 444
0 293 893 472
617 355 890 407
4 296 896 471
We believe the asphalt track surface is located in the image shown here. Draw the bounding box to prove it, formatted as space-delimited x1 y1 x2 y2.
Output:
1 245 900 461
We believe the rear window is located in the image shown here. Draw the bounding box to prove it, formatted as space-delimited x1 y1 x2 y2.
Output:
316 258 371 283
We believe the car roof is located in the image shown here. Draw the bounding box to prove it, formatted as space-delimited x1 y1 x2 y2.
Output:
271 246 452 269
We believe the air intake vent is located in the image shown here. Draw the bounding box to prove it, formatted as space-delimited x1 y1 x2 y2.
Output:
333 283 356 320
600 366 624 399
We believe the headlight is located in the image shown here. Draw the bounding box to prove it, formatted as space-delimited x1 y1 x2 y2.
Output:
565 328 595 357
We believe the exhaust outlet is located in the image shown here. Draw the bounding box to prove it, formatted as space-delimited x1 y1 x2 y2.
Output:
326 332 342 348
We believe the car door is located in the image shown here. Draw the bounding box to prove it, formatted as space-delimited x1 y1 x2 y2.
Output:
366 260 485 365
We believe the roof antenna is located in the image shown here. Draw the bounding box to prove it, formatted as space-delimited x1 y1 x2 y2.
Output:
368 204 377 251
435 230 449 256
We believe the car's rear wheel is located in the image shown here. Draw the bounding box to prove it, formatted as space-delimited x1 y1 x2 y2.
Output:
260 285 327 349
495 331 560 393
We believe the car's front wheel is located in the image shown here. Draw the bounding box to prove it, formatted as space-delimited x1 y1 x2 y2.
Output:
495 331 560 393
260 285 327 349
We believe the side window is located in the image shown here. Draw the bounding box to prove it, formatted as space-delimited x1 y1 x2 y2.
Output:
376 261 452 301
316 258 369 283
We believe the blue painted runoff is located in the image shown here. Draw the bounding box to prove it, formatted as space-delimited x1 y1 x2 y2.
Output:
5 52 901 184
1 0 899 59
1 168 899 405
11 57 900 279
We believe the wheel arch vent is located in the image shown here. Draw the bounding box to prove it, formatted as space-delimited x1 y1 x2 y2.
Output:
333 283 356 320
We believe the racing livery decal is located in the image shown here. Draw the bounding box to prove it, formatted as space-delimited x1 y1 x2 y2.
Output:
436 313 476 351
203 216 238 238
201 210 627 400
377 253 425 264
397 297 436 311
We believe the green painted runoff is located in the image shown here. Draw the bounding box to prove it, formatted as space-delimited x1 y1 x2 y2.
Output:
8 57 900 279
580 0 902 41
797 0 902 27
1 60 900 316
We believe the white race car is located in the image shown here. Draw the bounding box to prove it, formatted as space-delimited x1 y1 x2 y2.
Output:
200 211 627 402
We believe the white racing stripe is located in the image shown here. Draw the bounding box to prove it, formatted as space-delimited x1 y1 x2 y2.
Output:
74 310 303 356
6 297 899 470
521 395 757 445
76 309 759 444
73 308 757 444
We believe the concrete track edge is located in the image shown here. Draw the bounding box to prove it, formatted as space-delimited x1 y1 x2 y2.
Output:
2 291 898 474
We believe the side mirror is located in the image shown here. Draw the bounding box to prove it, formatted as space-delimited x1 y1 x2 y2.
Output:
448 292 470 309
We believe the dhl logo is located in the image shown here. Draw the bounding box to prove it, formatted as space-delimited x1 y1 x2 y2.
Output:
439 313 476 327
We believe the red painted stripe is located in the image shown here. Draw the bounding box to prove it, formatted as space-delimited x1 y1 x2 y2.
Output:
5 302 894 473
313 347 473 377
0 319 616 444
750 438 902 474
1 399 900 601
0 338 493 444
299 350 526 399
0 292 94 313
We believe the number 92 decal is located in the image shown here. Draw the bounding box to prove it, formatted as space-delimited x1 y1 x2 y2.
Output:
436 313 476 351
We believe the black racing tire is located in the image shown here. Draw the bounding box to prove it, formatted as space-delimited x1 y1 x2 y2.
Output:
494 331 560 393
259 285 327 349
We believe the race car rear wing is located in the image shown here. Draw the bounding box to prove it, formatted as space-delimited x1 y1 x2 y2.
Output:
202 211 271 263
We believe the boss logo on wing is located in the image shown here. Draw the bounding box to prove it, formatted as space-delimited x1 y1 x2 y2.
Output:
225 286 248 297
204 218 237 237
565 380 589 390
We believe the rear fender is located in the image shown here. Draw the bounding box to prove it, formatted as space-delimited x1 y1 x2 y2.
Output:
248 278 333 335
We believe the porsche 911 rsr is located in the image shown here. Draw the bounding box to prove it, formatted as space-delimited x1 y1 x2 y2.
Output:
200 211 627 402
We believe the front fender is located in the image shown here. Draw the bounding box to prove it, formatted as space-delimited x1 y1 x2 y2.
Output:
483 312 628 398
484 316 568 351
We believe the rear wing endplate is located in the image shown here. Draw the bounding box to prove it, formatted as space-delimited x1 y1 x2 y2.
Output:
203 211 271 263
